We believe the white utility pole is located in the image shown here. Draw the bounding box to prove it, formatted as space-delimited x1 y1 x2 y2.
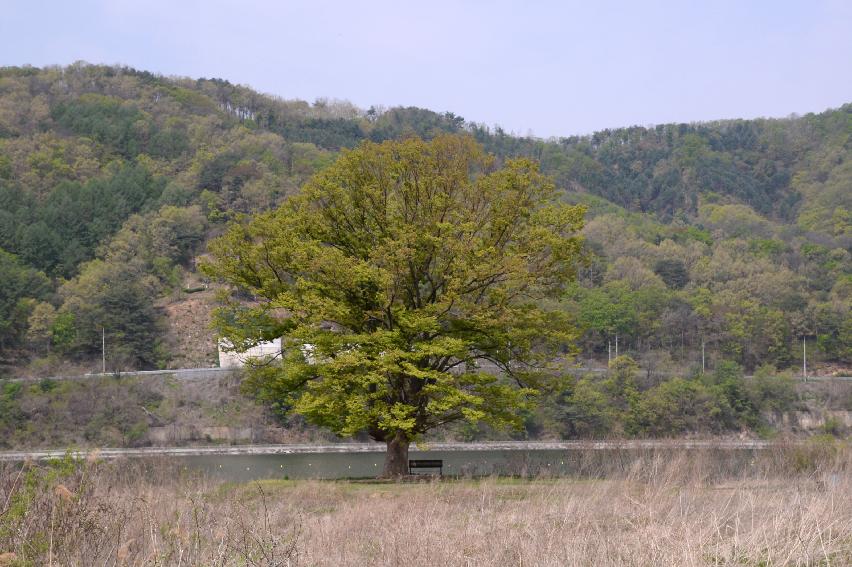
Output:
102 327 106 374
701 339 706 373
608 340 611 365
802 336 807 381
615 334 619 359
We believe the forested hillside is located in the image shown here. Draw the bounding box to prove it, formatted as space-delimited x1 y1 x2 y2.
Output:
0 63 849 379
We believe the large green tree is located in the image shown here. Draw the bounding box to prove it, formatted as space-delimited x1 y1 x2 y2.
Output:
205 135 586 475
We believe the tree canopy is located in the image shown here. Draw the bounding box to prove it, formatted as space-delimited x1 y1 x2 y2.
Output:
204 135 586 475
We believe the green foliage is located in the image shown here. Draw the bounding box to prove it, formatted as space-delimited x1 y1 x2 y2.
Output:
199 151 245 192
0 163 166 277
51 93 189 160
638 377 730 435
52 93 148 157
0 374 173 449
0 249 50 359
790 435 844 472
744 365 797 415
0 452 81 553
105 205 208 269
205 135 586 444
698 361 755 427
37 377 58 392
0 382 25 445
574 284 638 339
682 226 714 246
748 238 786 258
56 259 164 368
653 258 689 289
552 357 807 438
601 357 642 412
50 312 77 353
32 204 208 367
820 415 845 437
562 377 615 437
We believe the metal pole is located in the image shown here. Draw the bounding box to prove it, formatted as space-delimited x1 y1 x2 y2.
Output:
102 327 106 374
615 334 618 359
701 339 705 374
608 340 611 366
803 336 807 381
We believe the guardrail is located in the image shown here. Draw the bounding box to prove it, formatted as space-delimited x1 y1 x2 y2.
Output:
5 367 237 383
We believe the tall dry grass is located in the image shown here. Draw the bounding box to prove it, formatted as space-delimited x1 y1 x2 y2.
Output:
0 442 849 566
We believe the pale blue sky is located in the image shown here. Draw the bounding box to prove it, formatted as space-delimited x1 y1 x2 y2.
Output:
1 0 850 137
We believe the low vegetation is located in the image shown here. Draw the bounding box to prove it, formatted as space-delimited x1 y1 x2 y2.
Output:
0 372 338 450
0 363 848 450
0 442 849 566
521 358 809 439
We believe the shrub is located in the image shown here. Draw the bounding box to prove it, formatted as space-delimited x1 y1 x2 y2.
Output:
790 435 845 473
821 415 845 437
637 378 731 435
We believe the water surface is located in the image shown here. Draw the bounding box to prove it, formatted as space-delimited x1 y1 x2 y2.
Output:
175 447 760 481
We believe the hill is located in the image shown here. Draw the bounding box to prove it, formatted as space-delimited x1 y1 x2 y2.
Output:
0 62 849 382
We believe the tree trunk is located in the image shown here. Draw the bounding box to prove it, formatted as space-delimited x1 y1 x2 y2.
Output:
382 432 410 477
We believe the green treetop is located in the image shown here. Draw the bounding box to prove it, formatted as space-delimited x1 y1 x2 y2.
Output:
204 134 586 476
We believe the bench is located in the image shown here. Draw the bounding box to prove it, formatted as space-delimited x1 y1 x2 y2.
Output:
409 459 443 476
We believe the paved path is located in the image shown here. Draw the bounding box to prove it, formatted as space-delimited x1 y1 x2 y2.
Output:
0 440 784 462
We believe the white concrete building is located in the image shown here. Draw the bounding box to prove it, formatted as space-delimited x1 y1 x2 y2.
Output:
218 338 282 368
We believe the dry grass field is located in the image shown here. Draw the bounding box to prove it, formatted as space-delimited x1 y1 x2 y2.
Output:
1 442 850 566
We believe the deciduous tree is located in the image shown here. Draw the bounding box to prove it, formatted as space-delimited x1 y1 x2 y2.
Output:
204 135 586 476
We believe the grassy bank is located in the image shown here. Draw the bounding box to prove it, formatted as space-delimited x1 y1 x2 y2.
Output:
1 442 850 566
1 372 850 450
0 372 333 449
